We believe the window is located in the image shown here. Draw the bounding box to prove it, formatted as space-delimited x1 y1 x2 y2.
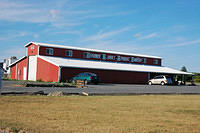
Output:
154 76 163 79
66 50 73 57
101 54 106 60
153 59 158 64
116 56 121 61
143 58 147 63
83 52 90 58
46 48 53 55
31 46 34 50
130 57 134 62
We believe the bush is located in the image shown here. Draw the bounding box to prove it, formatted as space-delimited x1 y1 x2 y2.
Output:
194 75 200 83
36 79 43 82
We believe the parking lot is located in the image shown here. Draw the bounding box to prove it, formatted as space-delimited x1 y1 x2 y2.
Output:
1 80 200 95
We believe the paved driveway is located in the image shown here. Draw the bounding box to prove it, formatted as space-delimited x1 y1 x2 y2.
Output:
1 80 200 95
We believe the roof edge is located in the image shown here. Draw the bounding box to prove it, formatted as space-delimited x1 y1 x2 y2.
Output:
25 42 36 47
9 56 27 67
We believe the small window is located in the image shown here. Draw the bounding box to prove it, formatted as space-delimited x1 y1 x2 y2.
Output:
130 57 134 62
154 76 162 79
143 58 147 63
116 56 121 61
154 76 158 79
153 59 158 64
31 46 35 50
46 48 53 55
101 54 106 60
83 52 90 58
66 50 73 57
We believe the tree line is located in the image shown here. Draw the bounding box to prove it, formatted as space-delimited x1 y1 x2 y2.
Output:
181 66 200 83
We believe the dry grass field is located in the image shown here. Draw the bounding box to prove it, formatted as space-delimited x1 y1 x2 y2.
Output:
0 95 200 133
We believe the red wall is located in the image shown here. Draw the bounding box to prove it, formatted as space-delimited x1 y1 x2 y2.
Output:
39 46 161 66
37 57 59 82
61 67 148 84
27 43 38 56
11 65 16 79
10 57 28 80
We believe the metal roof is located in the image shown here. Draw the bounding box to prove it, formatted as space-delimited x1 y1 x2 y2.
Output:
39 55 191 75
25 42 162 59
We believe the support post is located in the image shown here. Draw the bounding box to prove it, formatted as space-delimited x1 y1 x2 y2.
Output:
183 75 186 85
58 67 62 83
148 72 150 80
191 75 194 85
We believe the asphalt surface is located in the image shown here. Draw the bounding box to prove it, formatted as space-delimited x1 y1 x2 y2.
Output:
1 80 200 95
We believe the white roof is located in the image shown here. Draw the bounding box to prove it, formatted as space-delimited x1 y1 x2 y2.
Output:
25 42 161 59
39 55 191 75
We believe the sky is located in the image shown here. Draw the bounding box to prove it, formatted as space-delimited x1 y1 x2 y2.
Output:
0 0 200 72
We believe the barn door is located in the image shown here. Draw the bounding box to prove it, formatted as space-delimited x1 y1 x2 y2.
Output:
28 56 37 81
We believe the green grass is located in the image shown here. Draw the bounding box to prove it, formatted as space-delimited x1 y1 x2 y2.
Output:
0 95 200 133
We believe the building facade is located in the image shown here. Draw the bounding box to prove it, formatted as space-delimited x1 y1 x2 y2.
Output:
10 42 190 84
3 56 18 78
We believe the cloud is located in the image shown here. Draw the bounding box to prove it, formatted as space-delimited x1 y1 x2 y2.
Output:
33 34 39 39
166 39 200 47
137 32 158 40
0 47 26 61
0 0 132 28
0 0 49 23
133 33 141 38
131 39 200 51
83 26 133 42
80 11 131 19
49 9 58 19
53 30 82 35
0 31 27 40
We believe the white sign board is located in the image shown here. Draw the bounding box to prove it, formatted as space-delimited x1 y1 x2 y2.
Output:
86 52 144 63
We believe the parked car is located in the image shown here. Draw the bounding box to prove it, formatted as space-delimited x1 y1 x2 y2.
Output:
72 72 99 84
148 75 173 85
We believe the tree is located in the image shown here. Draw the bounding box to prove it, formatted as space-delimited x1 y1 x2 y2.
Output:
180 66 191 83
181 66 187 72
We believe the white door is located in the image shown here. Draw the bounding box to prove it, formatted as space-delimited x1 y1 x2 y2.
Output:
153 76 161 84
23 67 27 80
28 56 37 81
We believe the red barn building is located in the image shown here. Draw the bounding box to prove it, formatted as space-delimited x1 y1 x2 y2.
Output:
10 42 190 84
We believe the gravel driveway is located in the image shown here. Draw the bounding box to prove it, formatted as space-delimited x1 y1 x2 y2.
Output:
1 80 200 95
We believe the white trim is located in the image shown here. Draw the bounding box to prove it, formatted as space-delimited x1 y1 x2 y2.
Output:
38 45 40 55
25 42 162 59
9 56 26 67
15 64 18 79
23 67 27 80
